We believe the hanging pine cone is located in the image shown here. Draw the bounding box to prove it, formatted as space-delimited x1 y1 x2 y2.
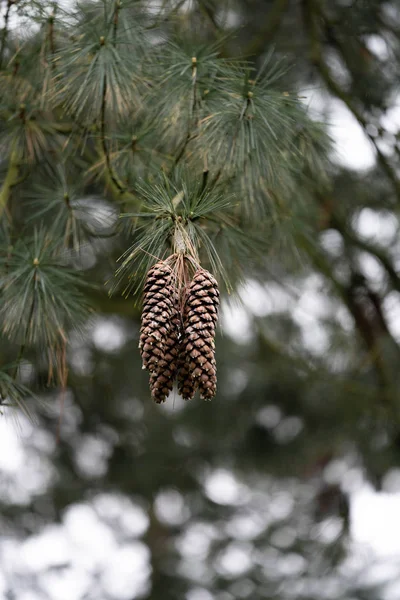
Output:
179 268 219 400
149 305 181 403
140 260 219 403
177 359 197 401
139 261 175 374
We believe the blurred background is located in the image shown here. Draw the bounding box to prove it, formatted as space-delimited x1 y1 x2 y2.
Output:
2 0 400 599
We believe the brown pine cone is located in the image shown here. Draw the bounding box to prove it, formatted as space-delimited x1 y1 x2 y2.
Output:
179 268 219 401
150 307 181 403
177 358 197 401
139 261 174 374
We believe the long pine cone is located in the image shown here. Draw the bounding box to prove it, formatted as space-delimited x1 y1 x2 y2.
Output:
178 268 219 400
149 305 181 403
139 261 174 374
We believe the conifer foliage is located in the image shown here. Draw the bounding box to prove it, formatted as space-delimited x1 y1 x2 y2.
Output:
0 0 330 412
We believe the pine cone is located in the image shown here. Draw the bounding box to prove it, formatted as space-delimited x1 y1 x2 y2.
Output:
179 268 219 400
149 306 181 403
139 261 175 374
177 359 197 401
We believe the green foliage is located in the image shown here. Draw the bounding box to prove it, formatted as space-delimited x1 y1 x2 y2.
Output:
0 0 397 423
114 169 258 294
0 0 387 415
25 163 113 251
0 229 91 347
0 366 35 417
53 6 148 123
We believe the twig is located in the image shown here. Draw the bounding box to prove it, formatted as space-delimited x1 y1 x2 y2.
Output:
99 71 128 195
332 217 400 295
169 57 199 173
145 0 186 30
0 0 14 70
244 0 289 57
299 232 400 418
12 268 37 380
198 2 221 34
208 93 252 190
55 329 68 444
113 0 120 47
48 3 57 57
172 131 193 169
201 169 209 193
303 0 400 199
316 190 400 293
0 148 21 219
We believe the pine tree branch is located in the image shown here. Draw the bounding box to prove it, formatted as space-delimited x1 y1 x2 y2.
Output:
315 2 400 194
244 0 289 57
12 268 37 380
48 4 56 57
113 0 120 47
316 193 400 294
299 232 400 419
0 149 21 219
145 0 187 30
93 45 141 205
331 217 400 295
0 0 13 70
197 1 221 33
376 12 400 37
208 95 252 190
303 0 400 199
172 131 193 169
99 71 131 199
345 280 400 414
200 168 209 193
170 57 199 172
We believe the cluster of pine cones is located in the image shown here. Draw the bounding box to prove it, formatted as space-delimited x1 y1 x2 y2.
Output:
139 260 219 403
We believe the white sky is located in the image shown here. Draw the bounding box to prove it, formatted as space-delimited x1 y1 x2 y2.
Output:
352 485 400 557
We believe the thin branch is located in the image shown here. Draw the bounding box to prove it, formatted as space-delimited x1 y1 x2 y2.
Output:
209 96 252 189
95 51 140 206
332 218 400 295
99 71 128 196
169 57 199 173
299 232 400 419
0 0 14 70
0 148 21 219
303 0 400 199
201 169 209 193
316 191 400 293
197 1 221 34
48 3 57 57
244 0 289 57
55 329 68 444
172 131 193 169
191 56 197 115
12 269 37 380
145 0 186 31
113 0 120 47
